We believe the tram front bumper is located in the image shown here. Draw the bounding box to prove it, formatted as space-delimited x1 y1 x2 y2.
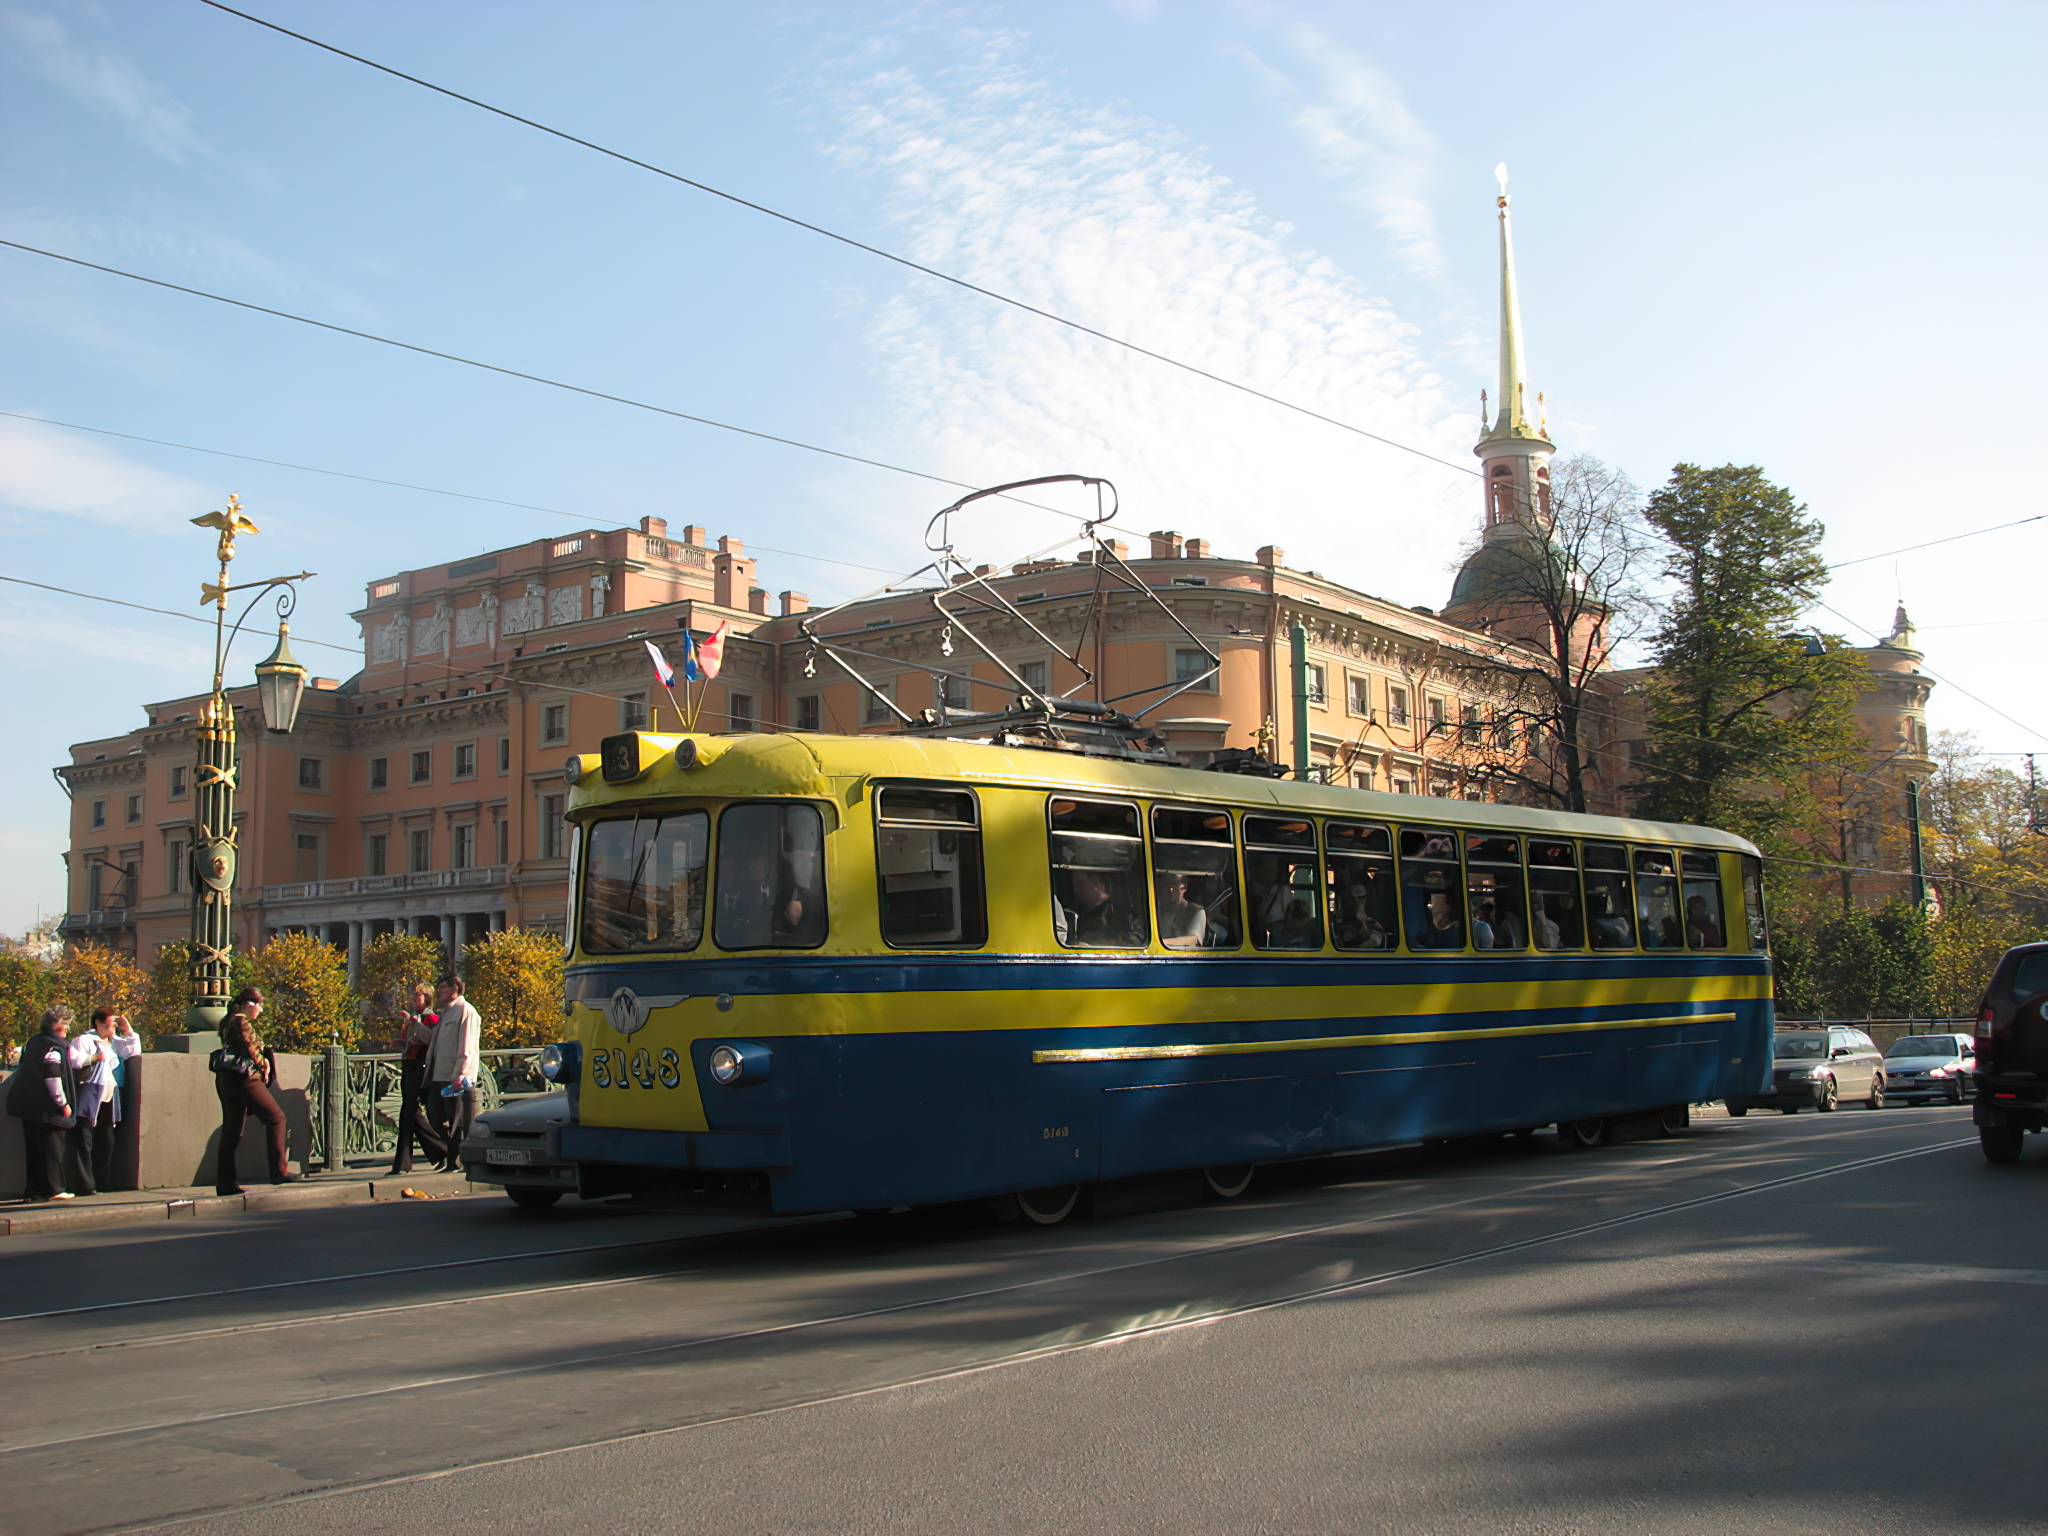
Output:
553 1124 793 1169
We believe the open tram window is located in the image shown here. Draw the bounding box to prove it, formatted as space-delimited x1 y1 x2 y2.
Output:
1527 840 1585 950
1049 798 1148 948
1740 855 1769 951
1465 835 1528 951
1244 816 1322 950
1633 849 1684 950
1681 852 1727 948
1151 806 1239 949
1327 822 1396 950
876 786 987 948
1399 826 1466 951
714 803 827 949
581 810 707 954
1582 843 1636 950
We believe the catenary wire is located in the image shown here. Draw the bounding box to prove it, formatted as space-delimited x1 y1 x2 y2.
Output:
0 412 904 579
0 241 1150 544
1810 598 2047 747
1826 514 2044 571
193 0 1485 484
0 573 362 656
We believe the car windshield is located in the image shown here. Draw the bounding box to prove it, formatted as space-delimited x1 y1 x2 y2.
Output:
1888 1036 1959 1058
1774 1033 1828 1060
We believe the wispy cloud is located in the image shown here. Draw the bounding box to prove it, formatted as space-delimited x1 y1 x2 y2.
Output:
4 8 210 164
0 416 212 532
806 27 1475 602
0 599 210 677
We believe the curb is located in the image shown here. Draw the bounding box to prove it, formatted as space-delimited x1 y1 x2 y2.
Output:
0 1170 479 1236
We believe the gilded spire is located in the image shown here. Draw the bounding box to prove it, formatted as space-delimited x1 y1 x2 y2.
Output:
1485 164 1550 447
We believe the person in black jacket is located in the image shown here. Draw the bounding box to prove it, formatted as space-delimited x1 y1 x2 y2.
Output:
8 1006 82 1202
210 1002 297 1196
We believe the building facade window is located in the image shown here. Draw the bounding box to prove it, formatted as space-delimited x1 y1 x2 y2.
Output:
620 693 648 732
936 675 969 711
369 757 388 790
540 794 567 859
125 794 141 824
453 823 476 869
1426 696 1447 731
410 749 431 785
1387 687 1410 728
1392 776 1415 795
168 837 188 894
298 757 323 790
1347 675 1372 717
497 736 511 773
794 694 821 731
1173 649 1218 691
293 833 320 882
1018 659 1048 695
366 833 388 877
728 693 756 731
542 704 568 744
169 765 187 799
493 818 509 866
454 742 477 779
1305 664 1327 705
863 682 895 723
409 828 432 873
1461 704 1481 743
90 800 106 829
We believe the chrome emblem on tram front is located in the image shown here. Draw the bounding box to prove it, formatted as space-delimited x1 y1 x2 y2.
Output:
605 986 686 1037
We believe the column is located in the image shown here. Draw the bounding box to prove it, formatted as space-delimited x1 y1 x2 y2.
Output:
345 921 364 988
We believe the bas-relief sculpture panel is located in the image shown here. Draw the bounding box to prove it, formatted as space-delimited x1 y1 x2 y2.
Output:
548 586 583 626
371 615 409 664
413 600 451 658
454 592 497 649
501 582 545 637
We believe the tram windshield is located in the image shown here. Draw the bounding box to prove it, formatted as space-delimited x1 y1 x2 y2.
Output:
714 803 827 949
582 811 708 954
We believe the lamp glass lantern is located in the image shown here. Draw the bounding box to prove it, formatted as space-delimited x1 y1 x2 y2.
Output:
253 624 308 734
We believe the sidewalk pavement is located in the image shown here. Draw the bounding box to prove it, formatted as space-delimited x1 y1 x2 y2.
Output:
2 1166 485 1237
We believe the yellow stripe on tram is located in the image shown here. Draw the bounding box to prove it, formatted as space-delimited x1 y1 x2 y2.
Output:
1032 1011 1741 1064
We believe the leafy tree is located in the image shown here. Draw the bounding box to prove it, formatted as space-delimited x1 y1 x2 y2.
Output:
1771 901 1931 1019
460 929 566 1048
356 932 447 1048
51 943 148 1028
142 940 256 1037
250 932 359 1053
0 951 53 1050
1630 464 1867 848
1442 454 1651 813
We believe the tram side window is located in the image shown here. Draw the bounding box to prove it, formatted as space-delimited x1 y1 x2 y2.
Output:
1681 852 1727 949
1151 806 1239 949
1466 835 1528 951
1528 840 1585 950
1327 822 1397 950
714 803 827 949
1400 827 1466 950
1245 816 1322 950
1740 855 1770 951
876 786 987 948
1050 798 1149 948
582 811 707 954
1582 843 1635 949
1633 849 1684 950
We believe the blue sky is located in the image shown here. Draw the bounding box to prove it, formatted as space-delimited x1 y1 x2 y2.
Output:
4 0 2044 933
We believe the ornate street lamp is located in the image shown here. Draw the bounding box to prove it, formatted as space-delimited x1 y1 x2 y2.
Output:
185 496 315 1032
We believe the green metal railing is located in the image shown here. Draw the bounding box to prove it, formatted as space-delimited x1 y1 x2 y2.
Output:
309 1047 547 1168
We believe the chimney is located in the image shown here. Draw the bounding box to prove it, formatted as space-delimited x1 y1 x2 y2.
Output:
680 524 706 547
639 516 668 537
748 587 771 615
1148 530 1184 560
1256 545 1285 568
1183 538 1211 560
779 590 809 616
1080 541 1129 563
713 535 756 608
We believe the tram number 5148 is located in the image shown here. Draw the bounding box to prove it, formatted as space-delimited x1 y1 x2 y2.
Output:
591 1046 684 1090
1042 1126 1069 1140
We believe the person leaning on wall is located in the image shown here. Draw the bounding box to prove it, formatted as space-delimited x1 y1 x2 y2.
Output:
208 989 299 1197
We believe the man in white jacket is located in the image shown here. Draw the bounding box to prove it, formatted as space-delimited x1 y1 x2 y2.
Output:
425 975 482 1173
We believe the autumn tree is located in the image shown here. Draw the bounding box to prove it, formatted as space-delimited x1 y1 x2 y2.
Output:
0 951 53 1048
460 928 565 1048
1441 454 1651 813
250 932 359 1053
143 941 256 1037
51 943 148 1028
1629 464 1867 848
356 932 448 1047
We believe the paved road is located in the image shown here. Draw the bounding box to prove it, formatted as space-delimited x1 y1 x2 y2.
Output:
5 1104 2043 1535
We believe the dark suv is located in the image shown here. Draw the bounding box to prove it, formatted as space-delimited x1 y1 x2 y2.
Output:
1726 1027 1886 1115
1971 942 2048 1164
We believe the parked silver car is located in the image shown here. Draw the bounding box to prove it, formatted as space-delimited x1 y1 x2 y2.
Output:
1726 1027 1886 1115
1884 1032 1976 1106
459 1090 576 1209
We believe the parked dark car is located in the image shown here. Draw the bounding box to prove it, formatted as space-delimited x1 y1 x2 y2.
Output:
1725 1027 1885 1115
459 1090 576 1208
1972 942 2048 1163
1883 1033 1976 1106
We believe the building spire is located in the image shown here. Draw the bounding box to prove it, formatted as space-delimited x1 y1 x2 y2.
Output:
1485 164 1549 447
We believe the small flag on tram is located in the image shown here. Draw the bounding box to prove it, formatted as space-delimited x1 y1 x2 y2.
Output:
643 639 676 689
684 621 729 682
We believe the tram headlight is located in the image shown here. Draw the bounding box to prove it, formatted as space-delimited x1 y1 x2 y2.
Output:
539 1041 582 1085
707 1042 771 1086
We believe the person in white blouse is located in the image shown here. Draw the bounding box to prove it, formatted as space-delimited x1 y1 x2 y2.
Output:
71 1009 142 1193
424 975 483 1172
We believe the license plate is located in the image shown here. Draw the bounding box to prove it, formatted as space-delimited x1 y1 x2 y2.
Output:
486 1148 534 1166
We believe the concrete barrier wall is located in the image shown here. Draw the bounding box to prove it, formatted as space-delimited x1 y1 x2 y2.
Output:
1 1053 313 1199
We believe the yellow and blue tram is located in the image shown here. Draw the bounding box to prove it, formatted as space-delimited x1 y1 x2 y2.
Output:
543 730 1773 1217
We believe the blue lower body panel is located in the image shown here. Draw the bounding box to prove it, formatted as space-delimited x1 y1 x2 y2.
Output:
557 1124 792 1169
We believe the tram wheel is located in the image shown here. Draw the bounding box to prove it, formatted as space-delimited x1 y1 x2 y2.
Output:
1658 1104 1690 1135
1557 1117 1609 1149
1014 1185 1082 1225
1202 1164 1255 1200
504 1187 563 1210
1725 1104 1749 1117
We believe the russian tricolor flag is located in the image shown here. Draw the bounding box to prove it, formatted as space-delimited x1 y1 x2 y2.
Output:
643 639 675 689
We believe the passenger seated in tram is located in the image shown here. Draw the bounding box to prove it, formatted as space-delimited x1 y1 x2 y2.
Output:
1471 899 1498 950
1533 895 1564 949
1410 889 1465 950
1268 899 1321 950
1590 893 1634 948
1335 881 1392 949
1056 867 1143 947
1685 894 1724 948
1155 871 1209 949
